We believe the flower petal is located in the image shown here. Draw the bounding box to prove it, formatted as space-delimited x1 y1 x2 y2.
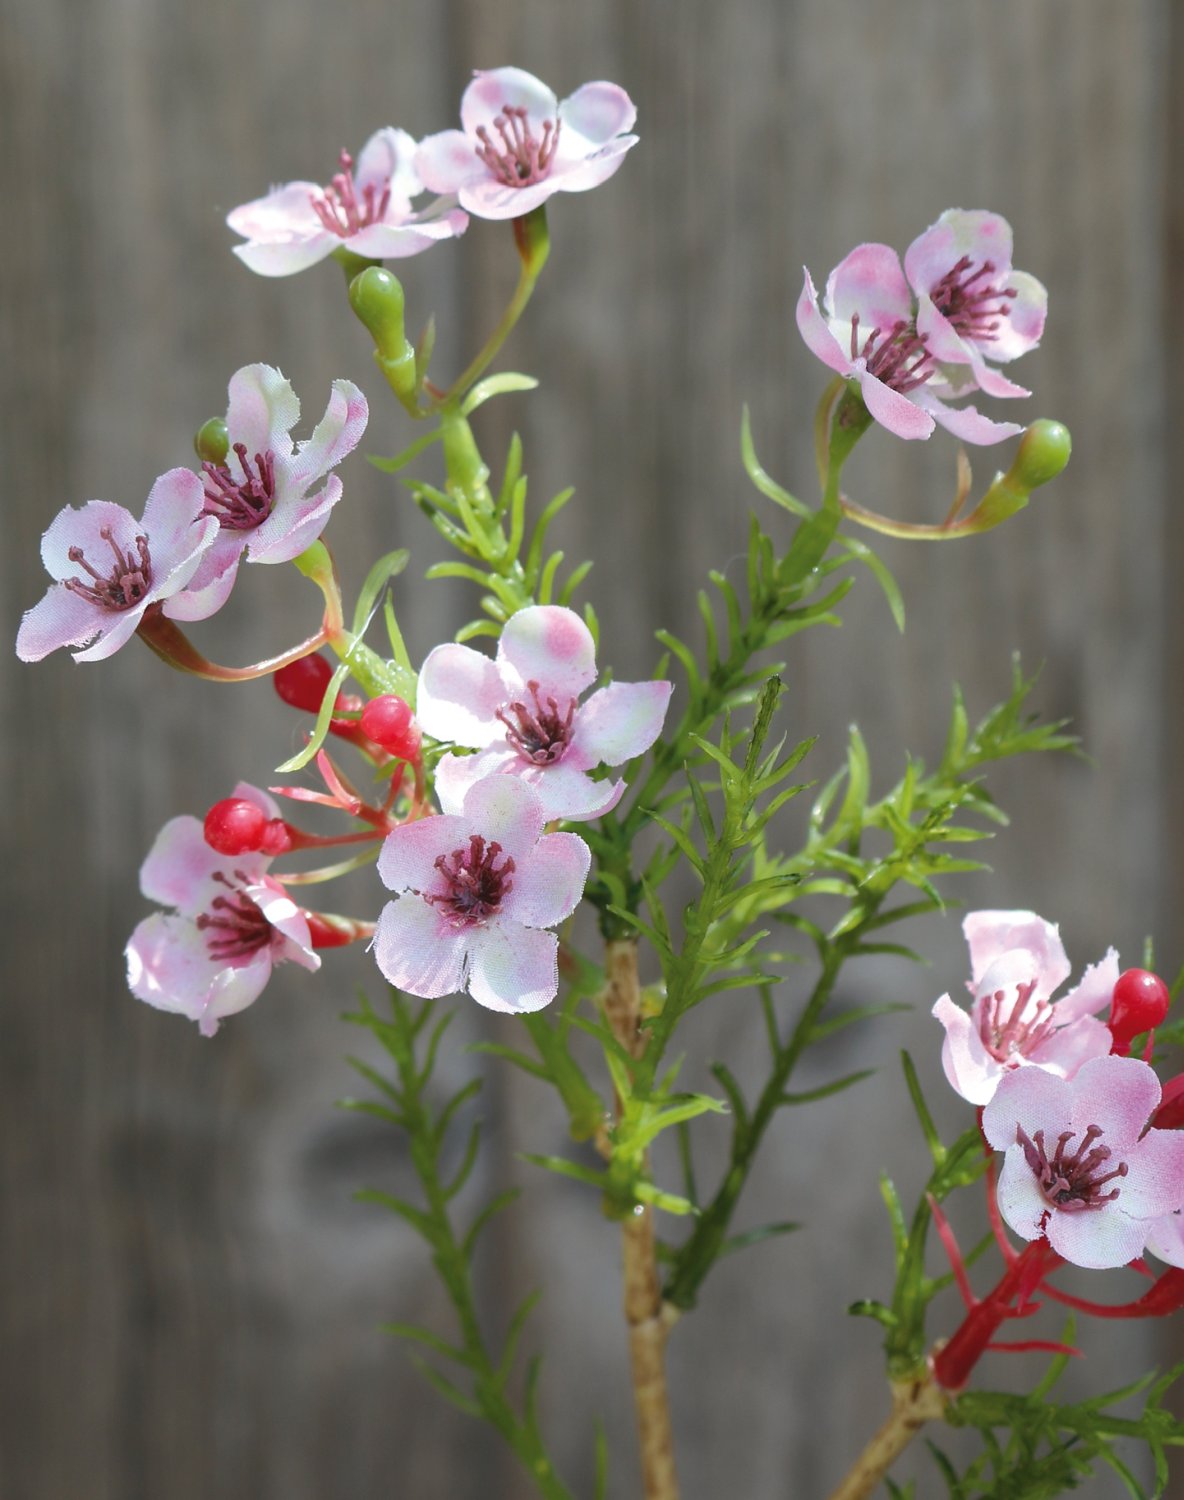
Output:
1055 947 1120 1024
1045 1203 1150 1270
461 67 559 136
824 243 913 331
347 212 469 259
911 387 1022 445
1065 1055 1161 1148
417 642 509 745
232 233 338 277
569 680 672 768
378 813 472 895
497 606 598 699
903 210 1015 300
933 992 1001 1105
795 269 854 376
559 81 637 144
459 776 545 861
290 378 368 487
414 130 483 196
1114 1130 1184 1220
855 371 935 440
372 895 469 998
225 364 301 465
982 1065 1072 1151
354 126 421 201
501 830 590 929
465 920 559 1013
994 1148 1052 1242
16 585 109 662
963 911 1069 994
126 912 272 1035
248 476 341 564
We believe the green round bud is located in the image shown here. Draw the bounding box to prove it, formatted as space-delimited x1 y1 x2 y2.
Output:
349 266 407 359
194 417 229 466
1010 420 1071 490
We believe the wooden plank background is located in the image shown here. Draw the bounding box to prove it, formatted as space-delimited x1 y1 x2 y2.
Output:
3 1 1180 1495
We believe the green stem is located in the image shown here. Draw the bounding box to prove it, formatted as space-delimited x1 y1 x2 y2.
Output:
439 207 550 406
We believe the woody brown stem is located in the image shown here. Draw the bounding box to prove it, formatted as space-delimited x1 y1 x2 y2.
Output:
603 938 680 1500
826 1373 945 1500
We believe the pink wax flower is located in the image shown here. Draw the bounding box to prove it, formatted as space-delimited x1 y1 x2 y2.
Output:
904 209 1047 401
15 469 218 663
416 67 637 221
795 243 1023 444
417 605 672 822
126 783 320 1037
374 775 589 1013
932 910 1117 1105
168 364 368 620
227 127 469 277
982 1056 1184 1270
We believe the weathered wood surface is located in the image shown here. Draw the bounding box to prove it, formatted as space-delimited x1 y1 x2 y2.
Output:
2 1 1179 1495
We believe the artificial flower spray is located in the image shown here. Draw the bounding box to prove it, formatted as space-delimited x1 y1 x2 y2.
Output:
19 63 1184 1499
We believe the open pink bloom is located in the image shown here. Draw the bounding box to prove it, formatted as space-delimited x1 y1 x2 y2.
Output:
227 127 468 277
904 210 1047 401
795 243 1023 444
982 1056 1184 1269
933 910 1117 1105
16 469 218 663
126 783 319 1037
416 67 637 221
417 605 672 822
374 776 589 1013
168 364 368 619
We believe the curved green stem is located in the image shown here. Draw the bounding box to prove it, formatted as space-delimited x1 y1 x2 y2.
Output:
439 207 550 406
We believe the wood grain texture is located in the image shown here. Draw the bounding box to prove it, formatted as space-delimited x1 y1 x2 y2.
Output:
1 2 1177 1496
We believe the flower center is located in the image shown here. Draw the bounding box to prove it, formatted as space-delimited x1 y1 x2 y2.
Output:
1016 1122 1128 1213
63 527 152 611
428 835 515 925
195 871 273 962
310 149 391 237
849 315 933 394
475 105 561 188
978 979 1055 1064
928 256 1017 344
496 680 577 765
202 444 276 531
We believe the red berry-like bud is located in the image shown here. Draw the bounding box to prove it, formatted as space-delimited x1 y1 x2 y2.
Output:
274 654 336 714
204 798 269 855
360 695 421 760
1108 968 1171 1054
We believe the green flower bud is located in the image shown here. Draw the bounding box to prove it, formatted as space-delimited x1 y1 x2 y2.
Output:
349 267 408 360
194 417 229 466
1008 419 1072 491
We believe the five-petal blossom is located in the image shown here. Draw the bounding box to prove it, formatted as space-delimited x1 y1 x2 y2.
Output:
16 468 218 662
796 242 1024 444
168 364 368 619
416 67 637 220
126 783 320 1036
982 1056 1184 1270
373 776 590 1013
904 209 1047 401
932 910 1117 1106
227 127 469 277
416 605 672 821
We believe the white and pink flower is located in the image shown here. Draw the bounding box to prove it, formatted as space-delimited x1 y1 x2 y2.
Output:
904 209 1047 401
227 128 468 277
796 243 1024 445
168 364 368 620
126 783 319 1036
373 776 589 1013
16 469 218 663
982 1056 1184 1269
417 605 672 822
416 67 637 221
932 910 1117 1105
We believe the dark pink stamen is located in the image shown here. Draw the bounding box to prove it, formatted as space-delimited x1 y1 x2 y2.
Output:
978 979 1056 1064
195 870 273 961
1016 1122 1128 1213
496 680 576 766
428 835 515 926
930 255 1017 343
849 314 934 394
202 443 276 531
64 527 152 611
309 149 392 237
475 105 561 188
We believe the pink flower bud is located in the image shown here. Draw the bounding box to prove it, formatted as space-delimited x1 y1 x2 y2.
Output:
360 695 421 760
1108 968 1171 1055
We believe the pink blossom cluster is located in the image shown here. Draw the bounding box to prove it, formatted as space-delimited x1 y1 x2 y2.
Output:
122 607 671 1032
227 67 637 274
797 210 1047 443
933 911 1184 1271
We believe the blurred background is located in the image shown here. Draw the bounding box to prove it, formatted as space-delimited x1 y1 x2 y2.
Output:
3 1 1182 1495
